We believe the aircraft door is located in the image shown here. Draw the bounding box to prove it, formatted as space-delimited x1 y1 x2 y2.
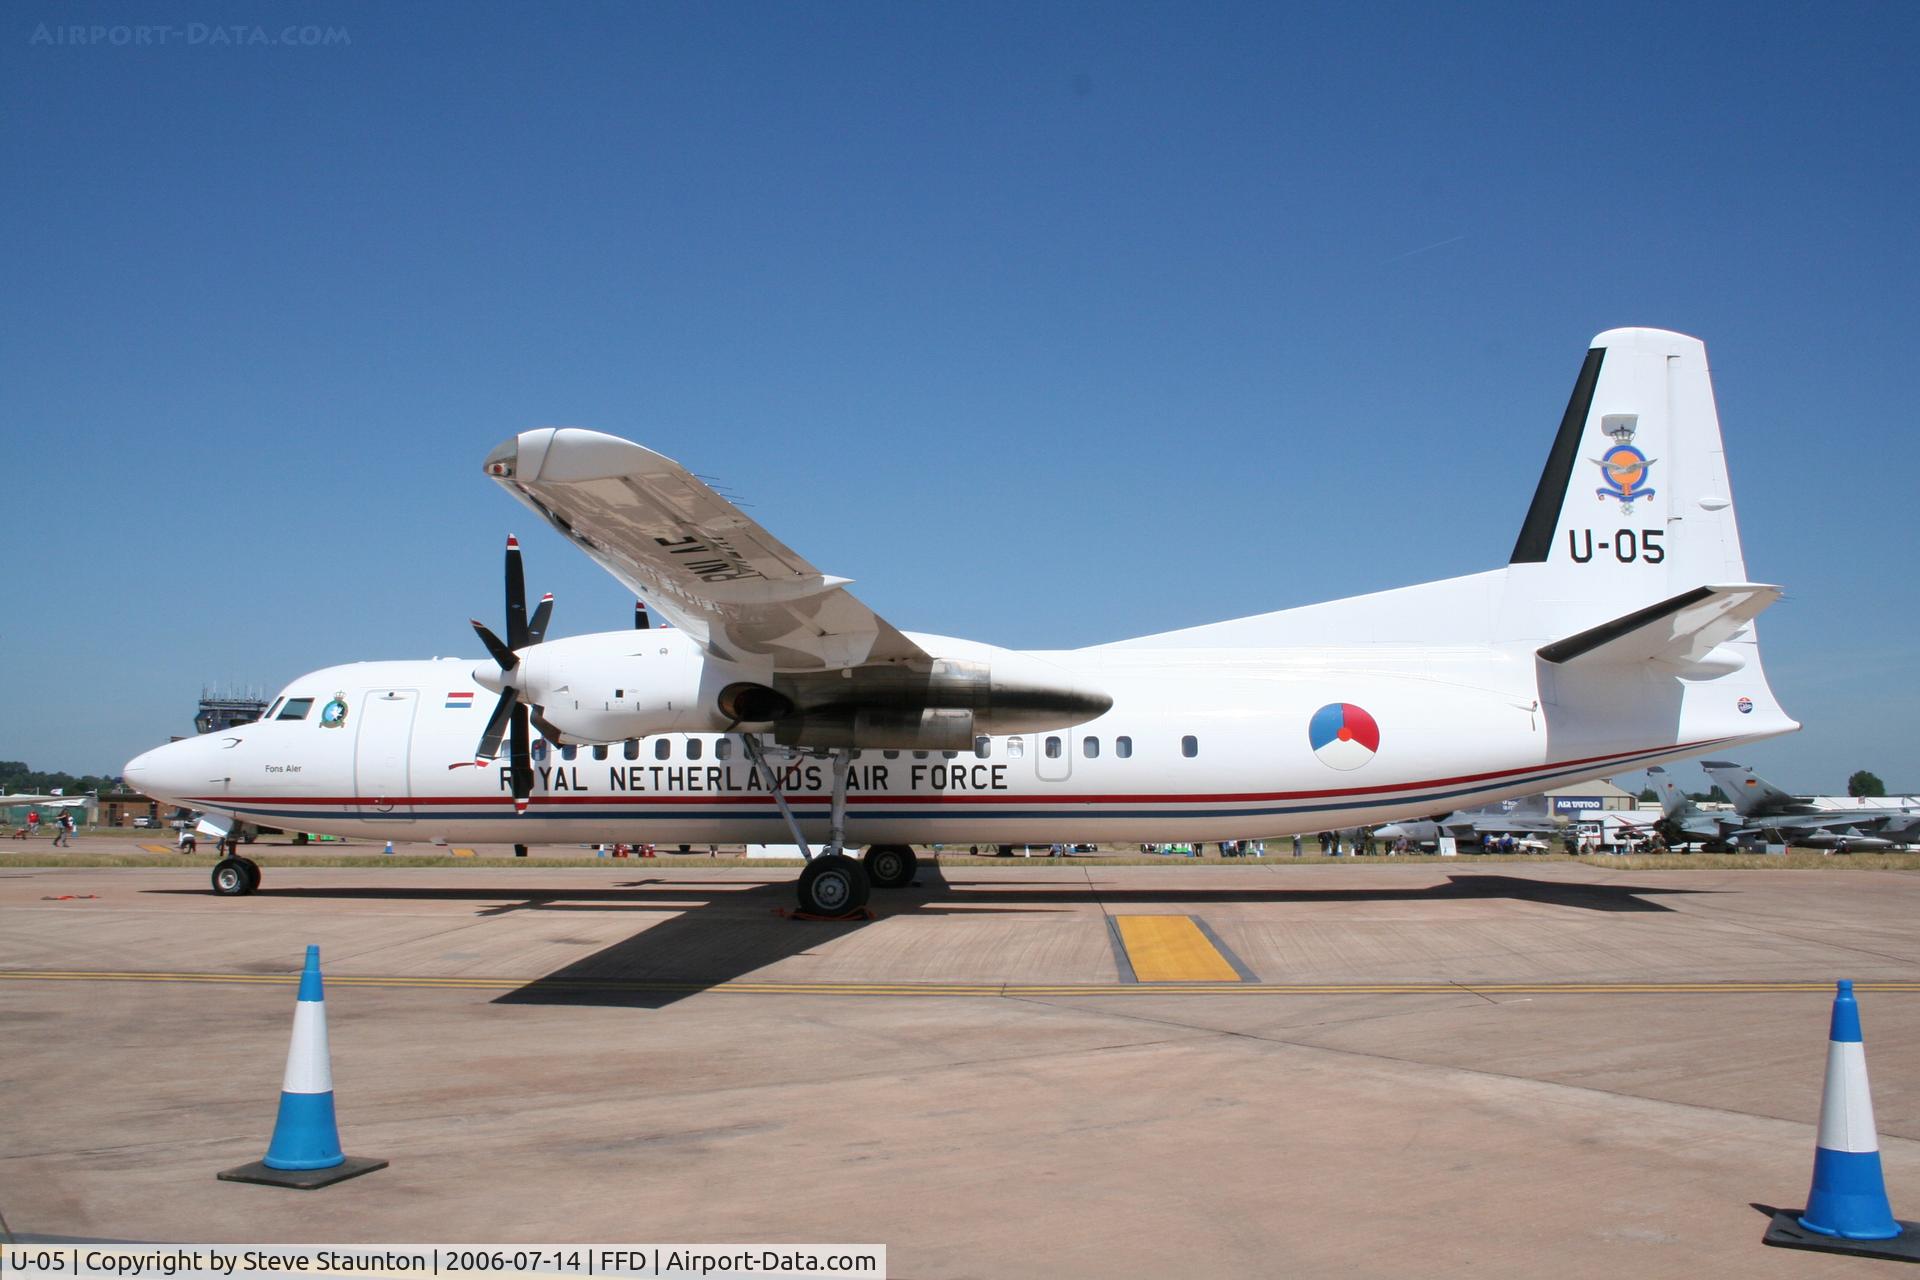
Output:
1036 732 1073 782
354 688 418 820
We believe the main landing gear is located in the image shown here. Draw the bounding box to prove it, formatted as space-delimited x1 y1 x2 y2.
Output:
212 856 261 896
740 737 920 915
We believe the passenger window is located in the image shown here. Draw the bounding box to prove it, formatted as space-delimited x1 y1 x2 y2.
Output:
1083 736 1099 759
716 738 733 760
1007 736 1025 759
942 749 958 759
974 736 991 759
562 745 577 761
1116 736 1133 759
912 750 929 760
884 750 900 760
592 744 608 761
654 739 671 761
277 698 314 721
623 739 639 761
1044 736 1062 759
1181 735 1198 758
687 738 703 761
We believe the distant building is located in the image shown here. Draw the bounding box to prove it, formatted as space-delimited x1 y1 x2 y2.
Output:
1543 779 1639 816
195 686 268 735
96 790 159 828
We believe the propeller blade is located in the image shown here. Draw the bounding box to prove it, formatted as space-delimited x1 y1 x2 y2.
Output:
634 599 650 630
505 535 529 650
530 705 567 744
470 619 518 673
528 593 554 645
475 690 515 763
509 701 533 812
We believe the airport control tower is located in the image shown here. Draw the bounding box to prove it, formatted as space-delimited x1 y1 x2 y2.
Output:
195 686 268 734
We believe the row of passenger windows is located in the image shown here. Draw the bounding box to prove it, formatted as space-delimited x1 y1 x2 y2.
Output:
262 694 1202 761
543 733 1200 761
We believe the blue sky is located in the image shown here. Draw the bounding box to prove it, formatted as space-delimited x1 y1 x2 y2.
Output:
3 1 1916 795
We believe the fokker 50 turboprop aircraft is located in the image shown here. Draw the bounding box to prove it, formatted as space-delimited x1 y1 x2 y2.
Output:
126 328 1798 912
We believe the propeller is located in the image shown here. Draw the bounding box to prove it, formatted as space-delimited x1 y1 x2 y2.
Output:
470 536 553 814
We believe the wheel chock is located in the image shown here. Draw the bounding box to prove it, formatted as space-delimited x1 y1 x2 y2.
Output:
774 906 876 923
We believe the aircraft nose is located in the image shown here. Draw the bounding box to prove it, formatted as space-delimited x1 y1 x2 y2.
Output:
122 740 199 805
122 746 157 790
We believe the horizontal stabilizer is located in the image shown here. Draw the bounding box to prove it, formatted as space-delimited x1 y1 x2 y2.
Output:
1536 583 1780 668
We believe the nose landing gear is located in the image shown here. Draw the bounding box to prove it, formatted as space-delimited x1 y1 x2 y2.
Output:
211 856 261 896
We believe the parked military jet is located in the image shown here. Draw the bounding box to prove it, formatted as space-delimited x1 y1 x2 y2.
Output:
1699 761 1919 850
1372 794 1559 849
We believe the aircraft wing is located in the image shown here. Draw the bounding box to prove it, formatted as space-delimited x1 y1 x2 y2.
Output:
482 429 929 670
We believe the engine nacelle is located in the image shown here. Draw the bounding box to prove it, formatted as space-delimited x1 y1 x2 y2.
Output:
501 632 777 743
486 630 1111 750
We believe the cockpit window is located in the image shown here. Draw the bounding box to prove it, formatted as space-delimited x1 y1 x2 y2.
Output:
277 698 314 721
265 698 285 720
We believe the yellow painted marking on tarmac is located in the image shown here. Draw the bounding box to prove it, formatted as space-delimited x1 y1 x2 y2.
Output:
1112 915 1242 982
138 844 175 854
4 970 1920 998
451 847 477 858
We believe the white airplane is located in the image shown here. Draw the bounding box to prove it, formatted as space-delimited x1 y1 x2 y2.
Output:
125 327 1798 911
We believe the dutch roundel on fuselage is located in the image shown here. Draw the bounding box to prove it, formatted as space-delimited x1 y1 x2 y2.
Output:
1309 703 1379 771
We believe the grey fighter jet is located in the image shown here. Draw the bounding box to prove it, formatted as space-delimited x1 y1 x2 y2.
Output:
1698 761 1920 851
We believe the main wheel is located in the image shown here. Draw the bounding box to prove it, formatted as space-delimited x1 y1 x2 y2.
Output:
864 844 918 889
239 857 262 891
211 858 253 896
796 853 870 916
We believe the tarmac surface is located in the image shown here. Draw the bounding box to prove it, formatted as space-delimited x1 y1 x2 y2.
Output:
5 855 1920 1278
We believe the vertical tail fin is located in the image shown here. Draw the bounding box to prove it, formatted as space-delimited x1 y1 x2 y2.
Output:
1701 760 1801 818
1505 329 1750 638
1647 766 1698 822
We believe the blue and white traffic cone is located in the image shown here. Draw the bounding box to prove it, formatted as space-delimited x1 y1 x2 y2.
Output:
264 944 344 1170
217 945 387 1188
1765 980 1918 1258
1799 980 1900 1239
383 840 394 856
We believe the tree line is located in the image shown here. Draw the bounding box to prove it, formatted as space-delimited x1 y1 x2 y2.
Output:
0 760 123 796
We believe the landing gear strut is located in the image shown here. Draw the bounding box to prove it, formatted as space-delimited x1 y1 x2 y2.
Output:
743 735 870 916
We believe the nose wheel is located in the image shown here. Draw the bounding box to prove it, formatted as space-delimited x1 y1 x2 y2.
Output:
211 856 261 896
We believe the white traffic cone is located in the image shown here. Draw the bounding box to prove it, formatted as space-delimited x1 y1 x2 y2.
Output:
1764 980 1919 1258
217 945 388 1188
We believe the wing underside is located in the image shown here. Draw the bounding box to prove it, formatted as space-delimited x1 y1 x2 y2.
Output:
483 429 927 671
